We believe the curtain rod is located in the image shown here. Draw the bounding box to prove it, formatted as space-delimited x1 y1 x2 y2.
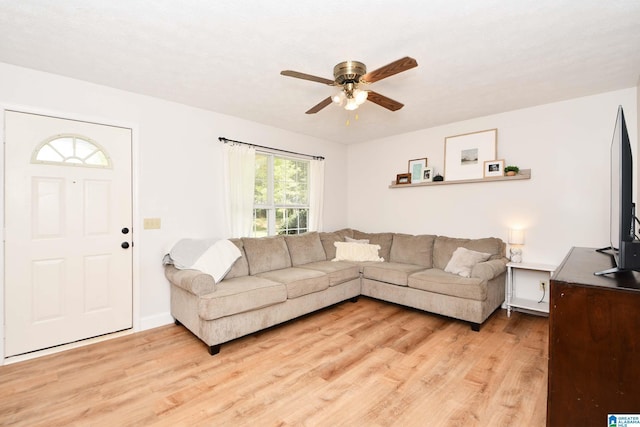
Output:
218 137 324 160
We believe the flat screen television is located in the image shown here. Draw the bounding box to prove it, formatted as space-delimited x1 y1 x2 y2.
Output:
595 105 640 275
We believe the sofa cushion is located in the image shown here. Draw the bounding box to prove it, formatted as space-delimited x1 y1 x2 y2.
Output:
242 235 292 275
444 247 492 278
198 276 287 321
299 260 360 286
319 229 354 260
362 262 427 287
353 231 394 261
257 267 329 299
284 232 326 266
389 234 436 268
408 268 487 301
433 236 504 270
333 242 384 262
225 238 249 279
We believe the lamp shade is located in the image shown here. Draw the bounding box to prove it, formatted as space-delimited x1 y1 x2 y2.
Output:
508 228 525 245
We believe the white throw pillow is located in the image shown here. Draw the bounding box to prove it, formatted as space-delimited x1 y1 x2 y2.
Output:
444 247 492 278
333 241 384 262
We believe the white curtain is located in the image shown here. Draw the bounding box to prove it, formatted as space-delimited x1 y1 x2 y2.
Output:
308 158 325 232
222 144 256 238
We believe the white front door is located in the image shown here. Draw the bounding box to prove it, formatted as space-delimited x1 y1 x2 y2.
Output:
4 110 133 357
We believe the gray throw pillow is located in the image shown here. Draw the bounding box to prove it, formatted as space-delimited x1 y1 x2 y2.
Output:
444 247 491 278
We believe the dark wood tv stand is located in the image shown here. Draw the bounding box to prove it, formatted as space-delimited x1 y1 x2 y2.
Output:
547 247 640 425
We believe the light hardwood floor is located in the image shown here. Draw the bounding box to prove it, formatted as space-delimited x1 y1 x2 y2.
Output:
0 297 549 426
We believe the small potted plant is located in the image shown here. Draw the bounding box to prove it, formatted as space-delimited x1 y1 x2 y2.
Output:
504 165 519 176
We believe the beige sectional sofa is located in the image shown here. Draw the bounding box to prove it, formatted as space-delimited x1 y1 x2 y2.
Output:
165 229 508 355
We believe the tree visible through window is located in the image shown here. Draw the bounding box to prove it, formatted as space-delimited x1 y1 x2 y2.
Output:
253 153 309 236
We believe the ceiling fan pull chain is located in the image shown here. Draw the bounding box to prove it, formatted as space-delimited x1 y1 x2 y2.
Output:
345 111 361 126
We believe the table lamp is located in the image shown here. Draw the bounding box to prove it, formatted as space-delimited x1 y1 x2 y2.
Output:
508 228 524 263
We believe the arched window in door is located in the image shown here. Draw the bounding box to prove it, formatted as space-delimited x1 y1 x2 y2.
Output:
31 134 112 168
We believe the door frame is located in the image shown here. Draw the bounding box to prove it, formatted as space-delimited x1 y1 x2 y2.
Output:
0 104 141 364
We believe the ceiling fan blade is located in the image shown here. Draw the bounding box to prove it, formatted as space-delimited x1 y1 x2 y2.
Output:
361 56 418 84
366 91 404 111
305 97 333 114
280 70 335 85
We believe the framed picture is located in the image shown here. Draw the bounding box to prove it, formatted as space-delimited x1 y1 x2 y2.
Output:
444 129 497 181
408 158 428 183
422 167 433 182
396 173 411 185
483 159 505 178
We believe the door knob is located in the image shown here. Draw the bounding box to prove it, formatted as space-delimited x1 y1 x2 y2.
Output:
121 227 130 234
121 242 130 249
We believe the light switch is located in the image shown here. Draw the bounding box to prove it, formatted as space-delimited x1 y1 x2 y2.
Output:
143 218 161 229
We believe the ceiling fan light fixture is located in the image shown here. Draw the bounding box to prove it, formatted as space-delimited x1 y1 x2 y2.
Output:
332 91 345 105
344 98 359 111
354 89 368 105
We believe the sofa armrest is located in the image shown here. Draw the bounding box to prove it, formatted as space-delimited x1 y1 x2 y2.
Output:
164 265 216 296
471 258 508 282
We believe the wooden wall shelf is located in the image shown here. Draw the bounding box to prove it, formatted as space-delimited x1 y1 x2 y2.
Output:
389 169 531 188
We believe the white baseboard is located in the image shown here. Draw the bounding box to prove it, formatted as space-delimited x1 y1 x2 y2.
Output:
139 312 174 331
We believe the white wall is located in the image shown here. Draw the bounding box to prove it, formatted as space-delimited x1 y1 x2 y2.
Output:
347 88 638 266
0 62 349 336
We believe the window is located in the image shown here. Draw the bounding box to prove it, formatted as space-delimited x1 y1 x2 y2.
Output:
253 153 309 236
32 134 111 168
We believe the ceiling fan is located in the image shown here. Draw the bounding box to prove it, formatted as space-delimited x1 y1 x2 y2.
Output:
280 56 418 114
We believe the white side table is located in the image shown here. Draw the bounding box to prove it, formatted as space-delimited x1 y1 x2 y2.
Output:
506 261 556 317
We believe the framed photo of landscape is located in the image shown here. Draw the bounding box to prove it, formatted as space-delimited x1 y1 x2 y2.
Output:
444 129 497 181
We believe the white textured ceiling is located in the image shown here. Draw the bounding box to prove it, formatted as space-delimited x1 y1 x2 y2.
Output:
0 0 639 144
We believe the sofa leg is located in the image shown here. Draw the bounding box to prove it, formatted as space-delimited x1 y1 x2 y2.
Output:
208 344 221 356
470 323 481 332
174 318 182 326
349 296 359 303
